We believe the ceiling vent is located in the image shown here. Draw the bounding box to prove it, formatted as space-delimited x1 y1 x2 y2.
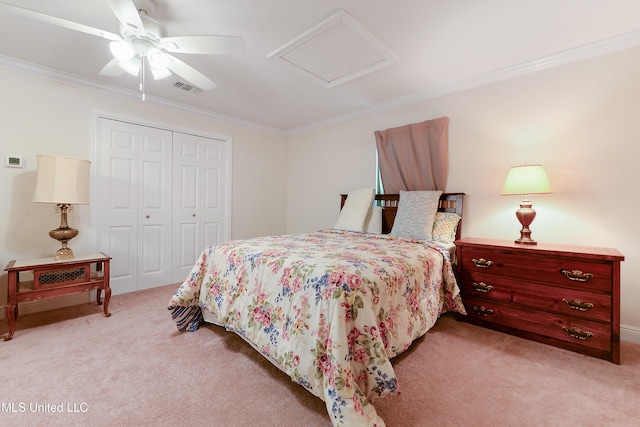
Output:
173 81 202 94
267 9 398 88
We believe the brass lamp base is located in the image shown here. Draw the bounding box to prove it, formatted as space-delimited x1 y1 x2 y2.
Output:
514 199 537 245
49 204 79 260
53 243 76 260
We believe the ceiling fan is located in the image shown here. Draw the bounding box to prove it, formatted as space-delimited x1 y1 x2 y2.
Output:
0 0 245 97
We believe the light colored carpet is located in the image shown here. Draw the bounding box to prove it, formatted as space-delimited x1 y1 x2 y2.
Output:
1 284 639 426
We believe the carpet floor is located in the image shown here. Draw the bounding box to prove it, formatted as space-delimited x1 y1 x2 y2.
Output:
1 284 639 426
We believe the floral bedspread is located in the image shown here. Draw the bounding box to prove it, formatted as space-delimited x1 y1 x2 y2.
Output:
168 229 465 426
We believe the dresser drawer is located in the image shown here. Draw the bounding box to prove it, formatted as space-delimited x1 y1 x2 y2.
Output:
459 247 612 292
462 296 612 352
459 272 612 322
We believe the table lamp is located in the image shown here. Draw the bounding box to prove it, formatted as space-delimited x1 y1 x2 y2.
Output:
32 155 91 260
501 164 553 245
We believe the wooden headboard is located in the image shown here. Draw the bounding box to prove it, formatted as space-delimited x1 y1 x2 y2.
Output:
340 192 465 239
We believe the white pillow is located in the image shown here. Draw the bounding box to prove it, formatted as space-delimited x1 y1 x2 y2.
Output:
364 206 383 234
334 188 375 232
390 190 442 240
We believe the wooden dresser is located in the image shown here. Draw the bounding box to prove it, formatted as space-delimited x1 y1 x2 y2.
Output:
455 237 624 364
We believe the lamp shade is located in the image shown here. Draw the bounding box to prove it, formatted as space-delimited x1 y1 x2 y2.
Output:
32 155 91 204
501 164 553 196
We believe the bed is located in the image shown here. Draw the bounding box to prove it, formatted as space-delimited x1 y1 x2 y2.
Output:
168 191 465 426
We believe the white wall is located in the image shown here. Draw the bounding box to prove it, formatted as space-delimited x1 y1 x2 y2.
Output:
0 67 288 306
287 45 640 335
2 43 639 338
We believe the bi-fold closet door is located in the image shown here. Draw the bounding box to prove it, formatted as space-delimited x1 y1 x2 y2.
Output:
95 117 229 295
171 132 228 283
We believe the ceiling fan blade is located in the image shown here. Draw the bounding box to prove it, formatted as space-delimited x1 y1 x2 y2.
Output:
107 0 145 36
161 35 246 55
99 58 126 77
0 3 120 41
166 54 217 91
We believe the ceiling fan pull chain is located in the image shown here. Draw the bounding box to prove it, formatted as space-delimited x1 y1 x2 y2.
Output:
140 57 146 101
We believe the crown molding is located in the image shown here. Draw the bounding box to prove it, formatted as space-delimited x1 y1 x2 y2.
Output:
3 26 640 138
0 54 285 135
288 28 640 136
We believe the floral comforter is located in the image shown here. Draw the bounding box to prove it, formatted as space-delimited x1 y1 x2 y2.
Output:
168 229 465 426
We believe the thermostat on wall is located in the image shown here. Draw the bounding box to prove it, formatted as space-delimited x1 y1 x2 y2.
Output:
5 156 24 168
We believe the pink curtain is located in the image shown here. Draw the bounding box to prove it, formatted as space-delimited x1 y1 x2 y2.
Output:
374 117 449 193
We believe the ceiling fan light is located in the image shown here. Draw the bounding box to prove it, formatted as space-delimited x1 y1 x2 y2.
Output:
147 48 169 70
118 58 141 76
109 40 136 62
150 66 171 80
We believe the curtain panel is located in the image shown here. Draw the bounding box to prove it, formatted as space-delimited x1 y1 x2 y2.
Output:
375 117 449 193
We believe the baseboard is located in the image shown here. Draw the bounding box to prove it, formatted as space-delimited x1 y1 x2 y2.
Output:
621 324 640 344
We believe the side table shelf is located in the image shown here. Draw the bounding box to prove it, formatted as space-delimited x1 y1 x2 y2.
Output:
4 252 112 341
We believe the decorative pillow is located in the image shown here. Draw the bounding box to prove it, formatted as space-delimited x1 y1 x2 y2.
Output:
334 188 375 232
432 212 461 243
364 206 383 234
390 190 442 240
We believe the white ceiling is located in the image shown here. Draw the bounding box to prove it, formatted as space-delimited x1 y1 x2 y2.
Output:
1 0 640 134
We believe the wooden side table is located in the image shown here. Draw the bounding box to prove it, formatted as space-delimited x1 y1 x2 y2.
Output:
4 252 112 341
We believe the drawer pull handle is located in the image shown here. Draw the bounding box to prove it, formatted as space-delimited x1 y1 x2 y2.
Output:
472 258 493 268
562 298 594 312
472 305 494 317
473 282 493 293
562 326 593 341
560 269 593 282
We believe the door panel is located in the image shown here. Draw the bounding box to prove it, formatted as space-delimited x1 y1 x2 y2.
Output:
141 225 163 271
137 126 172 290
97 119 139 294
180 165 198 210
204 223 220 249
179 223 198 260
108 225 135 281
109 158 135 210
172 132 229 282
173 137 200 283
204 167 221 209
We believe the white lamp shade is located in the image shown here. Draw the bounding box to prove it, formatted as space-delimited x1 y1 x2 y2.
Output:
501 164 553 196
33 155 91 204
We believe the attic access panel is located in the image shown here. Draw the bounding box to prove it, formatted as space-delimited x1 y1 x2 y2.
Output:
268 9 398 88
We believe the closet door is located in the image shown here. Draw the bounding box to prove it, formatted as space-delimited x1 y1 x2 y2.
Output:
172 132 230 282
137 125 173 290
96 118 172 294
